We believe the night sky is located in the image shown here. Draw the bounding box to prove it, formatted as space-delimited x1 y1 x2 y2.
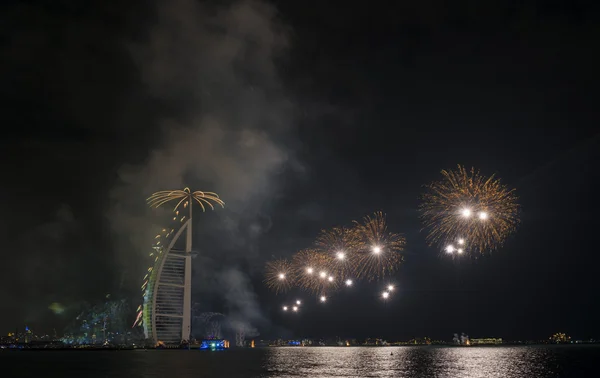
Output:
1 0 599 341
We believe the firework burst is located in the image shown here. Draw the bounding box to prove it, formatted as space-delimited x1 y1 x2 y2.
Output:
264 259 294 294
147 187 225 212
353 212 405 281
290 249 334 294
419 165 519 254
315 226 360 280
264 211 405 304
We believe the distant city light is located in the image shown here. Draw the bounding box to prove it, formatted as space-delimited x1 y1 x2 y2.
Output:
292 306 298 312
479 211 488 220
382 291 390 299
372 246 381 254
387 285 394 291
296 300 301 305
328 276 334 282
282 306 288 311
457 248 464 254
320 296 327 302
458 238 465 245
345 279 353 286
461 208 472 218
306 267 314 274
446 245 455 253
278 273 285 280
336 251 345 260
319 271 327 278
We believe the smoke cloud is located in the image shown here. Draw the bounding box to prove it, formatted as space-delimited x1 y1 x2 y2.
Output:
218 267 263 338
108 0 295 331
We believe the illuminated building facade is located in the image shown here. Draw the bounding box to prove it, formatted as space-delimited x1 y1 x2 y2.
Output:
134 189 224 345
143 218 193 344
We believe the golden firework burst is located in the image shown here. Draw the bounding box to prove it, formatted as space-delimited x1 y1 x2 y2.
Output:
290 249 334 294
419 165 519 254
352 212 405 281
264 211 406 300
315 227 360 280
264 259 294 294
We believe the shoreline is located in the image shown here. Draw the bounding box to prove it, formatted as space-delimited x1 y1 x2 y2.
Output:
2 343 597 351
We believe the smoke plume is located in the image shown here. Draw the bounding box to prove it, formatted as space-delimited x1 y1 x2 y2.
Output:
109 0 294 331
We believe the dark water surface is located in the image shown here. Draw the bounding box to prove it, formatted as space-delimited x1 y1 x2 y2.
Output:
2 345 599 377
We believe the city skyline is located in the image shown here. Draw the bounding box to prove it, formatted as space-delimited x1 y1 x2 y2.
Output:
1 322 592 347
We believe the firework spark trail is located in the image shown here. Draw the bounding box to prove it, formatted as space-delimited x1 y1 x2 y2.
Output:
419 165 519 254
264 259 294 294
147 187 225 212
352 212 405 281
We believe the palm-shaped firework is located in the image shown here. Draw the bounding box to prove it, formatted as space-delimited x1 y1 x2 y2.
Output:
147 187 225 213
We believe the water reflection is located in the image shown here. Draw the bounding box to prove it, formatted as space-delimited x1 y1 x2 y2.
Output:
1 345 597 377
263 346 570 377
